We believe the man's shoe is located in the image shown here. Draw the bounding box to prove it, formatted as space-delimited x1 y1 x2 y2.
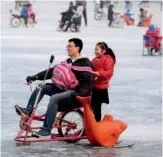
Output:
33 128 51 137
15 105 31 116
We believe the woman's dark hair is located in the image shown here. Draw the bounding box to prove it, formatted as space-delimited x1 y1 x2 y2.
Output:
96 42 116 62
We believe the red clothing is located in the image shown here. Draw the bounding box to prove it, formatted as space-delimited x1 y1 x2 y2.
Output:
145 30 162 50
92 55 115 89
28 6 36 17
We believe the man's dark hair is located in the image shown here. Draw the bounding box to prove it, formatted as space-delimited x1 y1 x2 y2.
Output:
68 38 83 53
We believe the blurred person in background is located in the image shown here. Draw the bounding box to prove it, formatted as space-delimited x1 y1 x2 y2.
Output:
58 1 76 29
108 4 114 27
100 0 104 11
138 8 144 26
145 24 162 54
138 8 150 26
125 9 134 21
143 9 150 20
76 1 87 26
20 4 29 27
15 0 21 10
28 3 37 23
63 2 84 32
124 0 132 10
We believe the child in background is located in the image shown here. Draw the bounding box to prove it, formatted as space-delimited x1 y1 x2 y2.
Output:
91 42 116 122
28 3 37 23
154 26 162 52
145 24 162 53
143 9 149 21
15 0 21 10
138 8 150 26
125 9 134 21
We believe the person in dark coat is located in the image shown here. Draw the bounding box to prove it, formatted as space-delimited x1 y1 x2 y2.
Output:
108 4 114 27
63 2 83 32
59 1 76 29
100 0 104 10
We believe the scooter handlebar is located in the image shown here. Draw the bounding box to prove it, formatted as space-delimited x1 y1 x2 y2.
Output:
50 55 55 63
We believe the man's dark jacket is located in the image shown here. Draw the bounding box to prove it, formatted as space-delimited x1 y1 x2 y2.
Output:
33 58 94 97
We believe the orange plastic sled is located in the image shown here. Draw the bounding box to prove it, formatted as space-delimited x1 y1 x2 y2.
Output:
141 14 152 27
76 96 127 147
124 15 135 25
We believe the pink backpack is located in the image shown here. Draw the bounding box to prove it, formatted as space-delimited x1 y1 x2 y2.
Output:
52 62 93 90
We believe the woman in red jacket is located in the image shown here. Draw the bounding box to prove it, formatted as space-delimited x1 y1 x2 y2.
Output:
91 42 116 122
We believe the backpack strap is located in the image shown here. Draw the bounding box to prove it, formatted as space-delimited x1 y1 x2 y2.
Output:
72 65 93 73
64 57 93 72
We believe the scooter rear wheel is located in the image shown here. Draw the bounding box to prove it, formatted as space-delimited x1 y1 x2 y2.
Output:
58 109 84 143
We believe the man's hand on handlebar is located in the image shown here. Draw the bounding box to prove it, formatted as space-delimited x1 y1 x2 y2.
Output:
26 75 38 84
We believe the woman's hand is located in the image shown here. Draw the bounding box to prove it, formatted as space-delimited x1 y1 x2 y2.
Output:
93 71 100 76
93 71 100 80
95 77 98 80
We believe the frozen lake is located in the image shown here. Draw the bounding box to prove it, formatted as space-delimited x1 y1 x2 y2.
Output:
1 1 162 157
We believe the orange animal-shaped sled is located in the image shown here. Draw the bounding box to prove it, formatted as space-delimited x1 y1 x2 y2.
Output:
141 14 152 27
76 96 127 147
124 15 135 25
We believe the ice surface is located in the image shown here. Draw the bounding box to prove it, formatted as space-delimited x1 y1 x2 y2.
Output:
1 1 162 157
